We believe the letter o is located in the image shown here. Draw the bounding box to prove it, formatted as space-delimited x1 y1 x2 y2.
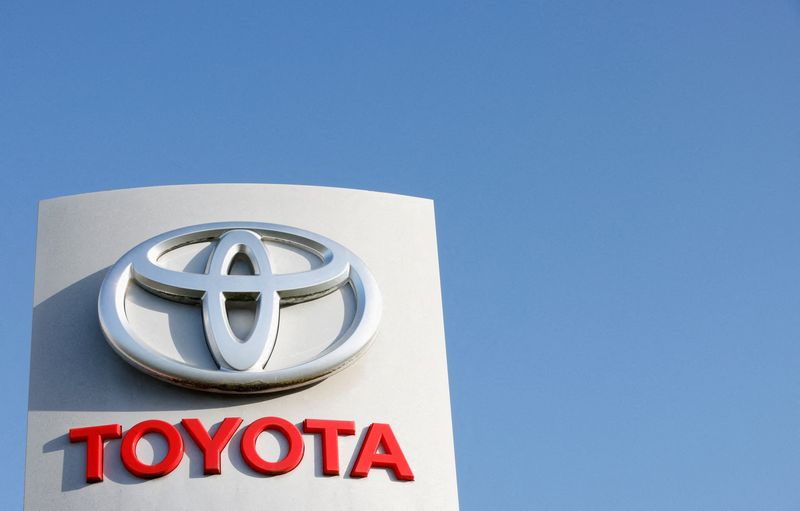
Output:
240 417 304 475
120 420 184 479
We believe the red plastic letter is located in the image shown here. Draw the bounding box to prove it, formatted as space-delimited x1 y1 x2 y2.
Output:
181 417 242 475
120 420 184 479
351 423 414 481
303 419 356 475
68 424 122 483
240 417 304 475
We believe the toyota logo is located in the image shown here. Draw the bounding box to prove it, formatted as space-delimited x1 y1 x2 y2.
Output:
98 222 381 393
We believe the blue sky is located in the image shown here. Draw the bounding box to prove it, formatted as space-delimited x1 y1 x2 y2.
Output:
2 1 800 509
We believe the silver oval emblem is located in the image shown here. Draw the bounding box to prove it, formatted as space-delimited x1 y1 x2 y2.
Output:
98 222 381 393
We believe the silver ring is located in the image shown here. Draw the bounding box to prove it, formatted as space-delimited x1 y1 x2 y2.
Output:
98 222 381 393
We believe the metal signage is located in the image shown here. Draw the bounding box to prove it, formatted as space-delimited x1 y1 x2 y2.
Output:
25 185 459 510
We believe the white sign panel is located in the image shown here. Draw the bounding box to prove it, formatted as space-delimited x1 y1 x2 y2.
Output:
24 184 459 510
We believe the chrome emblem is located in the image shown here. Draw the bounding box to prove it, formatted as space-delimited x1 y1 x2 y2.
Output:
98 222 381 393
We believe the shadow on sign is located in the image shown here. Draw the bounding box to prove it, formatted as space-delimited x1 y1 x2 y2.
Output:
28 269 325 412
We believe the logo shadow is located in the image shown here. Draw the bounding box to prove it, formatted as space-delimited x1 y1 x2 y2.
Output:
28 268 317 413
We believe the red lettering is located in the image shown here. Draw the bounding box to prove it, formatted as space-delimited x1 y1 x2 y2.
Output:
240 417 304 475
302 418 356 475
351 423 414 481
120 420 184 479
68 417 414 483
68 424 122 483
181 417 242 475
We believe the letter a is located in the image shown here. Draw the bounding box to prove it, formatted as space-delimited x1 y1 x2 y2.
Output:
351 423 414 481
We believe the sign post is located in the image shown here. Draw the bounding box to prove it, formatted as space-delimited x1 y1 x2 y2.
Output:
24 184 459 510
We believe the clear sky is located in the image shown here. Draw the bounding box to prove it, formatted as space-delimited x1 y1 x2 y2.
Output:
2 1 800 509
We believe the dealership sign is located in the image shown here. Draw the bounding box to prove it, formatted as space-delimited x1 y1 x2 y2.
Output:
25 185 458 510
